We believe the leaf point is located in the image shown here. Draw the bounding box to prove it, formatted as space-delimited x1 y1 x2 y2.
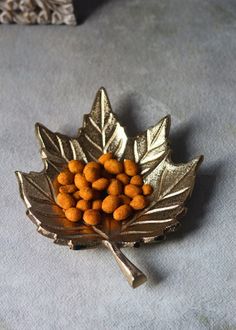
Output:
93 87 111 109
98 86 108 94
162 114 171 137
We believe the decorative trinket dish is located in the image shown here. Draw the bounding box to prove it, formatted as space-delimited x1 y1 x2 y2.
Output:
16 87 203 288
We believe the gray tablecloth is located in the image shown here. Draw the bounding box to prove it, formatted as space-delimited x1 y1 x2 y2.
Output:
0 1 235 329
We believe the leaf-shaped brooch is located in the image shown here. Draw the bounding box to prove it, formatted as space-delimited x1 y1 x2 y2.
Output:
16 87 203 288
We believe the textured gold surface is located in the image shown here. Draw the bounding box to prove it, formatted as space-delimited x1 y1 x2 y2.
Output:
16 87 203 287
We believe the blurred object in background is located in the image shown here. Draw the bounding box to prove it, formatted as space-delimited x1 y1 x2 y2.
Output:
0 0 109 25
0 0 76 25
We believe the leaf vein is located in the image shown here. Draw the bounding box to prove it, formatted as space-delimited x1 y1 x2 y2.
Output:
88 116 102 133
84 133 103 152
24 175 55 204
104 125 119 152
42 128 60 154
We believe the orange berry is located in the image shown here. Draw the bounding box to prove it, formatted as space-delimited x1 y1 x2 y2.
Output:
113 205 133 221
65 208 82 222
92 178 109 191
124 160 139 176
104 159 123 174
74 173 89 189
79 187 94 200
107 179 123 196
76 199 91 211
57 193 75 209
68 160 85 174
130 195 147 210
116 173 130 185
98 152 113 165
83 209 101 225
59 184 77 194
92 200 103 210
124 184 142 198
119 194 131 205
130 175 143 186
102 195 120 213
57 170 74 185
142 184 153 196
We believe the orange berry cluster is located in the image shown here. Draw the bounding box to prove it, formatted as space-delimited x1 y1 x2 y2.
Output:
56 153 153 226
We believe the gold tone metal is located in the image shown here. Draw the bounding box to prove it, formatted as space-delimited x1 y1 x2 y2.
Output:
103 241 147 288
16 87 203 288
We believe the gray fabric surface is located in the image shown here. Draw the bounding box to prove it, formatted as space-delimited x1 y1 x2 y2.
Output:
0 0 236 329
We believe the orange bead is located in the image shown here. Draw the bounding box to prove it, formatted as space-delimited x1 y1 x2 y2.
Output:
79 187 94 200
113 205 133 221
130 175 143 186
57 193 75 209
74 173 89 189
107 179 123 196
57 170 74 185
124 160 139 176
59 184 77 194
84 166 101 183
104 159 123 175
124 184 142 198
92 200 103 210
116 173 130 185
68 160 85 174
142 184 153 196
83 209 101 225
98 152 113 165
102 195 120 213
130 195 147 210
92 178 109 191
65 208 82 222
76 200 91 211
84 161 101 170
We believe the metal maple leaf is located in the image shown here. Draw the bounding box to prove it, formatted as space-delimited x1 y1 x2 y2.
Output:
16 87 203 288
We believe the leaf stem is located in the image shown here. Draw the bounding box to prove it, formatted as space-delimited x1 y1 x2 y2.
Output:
103 241 147 288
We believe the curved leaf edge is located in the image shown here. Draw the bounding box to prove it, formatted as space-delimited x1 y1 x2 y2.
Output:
35 122 88 171
15 170 102 250
132 114 171 140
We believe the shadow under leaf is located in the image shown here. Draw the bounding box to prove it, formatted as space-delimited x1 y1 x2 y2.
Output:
117 93 144 137
171 162 222 239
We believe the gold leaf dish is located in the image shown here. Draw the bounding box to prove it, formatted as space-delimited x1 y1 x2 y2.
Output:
16 87 203 288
